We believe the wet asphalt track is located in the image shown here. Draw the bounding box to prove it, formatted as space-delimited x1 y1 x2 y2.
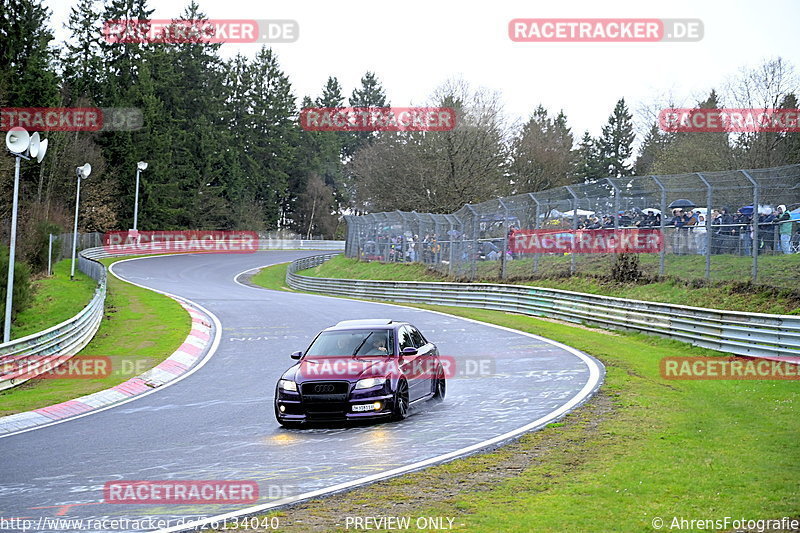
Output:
0 252 603 532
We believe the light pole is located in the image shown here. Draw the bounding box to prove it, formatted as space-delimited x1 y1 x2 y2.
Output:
133 161 147 231
3 127 48 343
70 163 92 281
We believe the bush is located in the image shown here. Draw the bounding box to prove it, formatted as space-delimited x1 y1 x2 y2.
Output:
0 244 34 322
610 253 643 283
25 221 63 274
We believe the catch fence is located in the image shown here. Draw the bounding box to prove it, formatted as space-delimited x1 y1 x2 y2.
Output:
343 164 800 287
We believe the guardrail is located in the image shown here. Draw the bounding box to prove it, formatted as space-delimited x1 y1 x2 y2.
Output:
287 254 800 359
0 254 106 391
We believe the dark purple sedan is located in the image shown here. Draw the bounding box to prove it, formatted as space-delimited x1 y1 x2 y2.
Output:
274 319 446 427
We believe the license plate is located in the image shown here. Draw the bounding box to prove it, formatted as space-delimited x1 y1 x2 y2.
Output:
352 404 373 412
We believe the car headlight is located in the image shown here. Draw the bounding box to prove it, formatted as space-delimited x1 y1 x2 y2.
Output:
355 377 386 389
279 379 297 392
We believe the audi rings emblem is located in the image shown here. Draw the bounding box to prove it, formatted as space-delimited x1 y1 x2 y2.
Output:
314 384 335 393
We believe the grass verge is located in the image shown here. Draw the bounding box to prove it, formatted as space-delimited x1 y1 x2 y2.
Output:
0 257 190 416
235 262 799 532
10 260 96 338
300 255 800 315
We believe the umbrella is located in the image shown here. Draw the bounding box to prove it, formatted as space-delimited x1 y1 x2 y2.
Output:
668 199 696 209
563 209 595 218
739 206 754 215
643 208 661 215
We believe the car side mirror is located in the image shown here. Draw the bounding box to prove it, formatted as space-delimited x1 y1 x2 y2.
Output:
291 350 302 360
401 347 418 356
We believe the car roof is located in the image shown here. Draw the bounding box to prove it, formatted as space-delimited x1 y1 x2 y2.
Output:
327 319 407 331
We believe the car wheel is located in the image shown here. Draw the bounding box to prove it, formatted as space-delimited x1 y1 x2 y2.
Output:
432 369 446 401
391 379 409 421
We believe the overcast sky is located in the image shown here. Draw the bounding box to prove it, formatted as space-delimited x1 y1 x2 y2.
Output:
45 0 800 141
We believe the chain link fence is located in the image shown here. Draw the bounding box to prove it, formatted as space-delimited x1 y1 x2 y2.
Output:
343 164 800 288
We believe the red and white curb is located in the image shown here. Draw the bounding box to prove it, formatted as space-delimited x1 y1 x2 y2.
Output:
0 300 213 435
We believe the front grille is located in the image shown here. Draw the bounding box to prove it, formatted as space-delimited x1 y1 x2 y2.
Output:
300 381 350 397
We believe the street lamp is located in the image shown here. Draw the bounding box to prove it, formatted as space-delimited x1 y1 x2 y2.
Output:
133 161 147 231
3 127 48 343
70 163 92 281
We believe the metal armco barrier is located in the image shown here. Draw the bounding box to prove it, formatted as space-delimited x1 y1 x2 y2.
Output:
287 254 800 359
0 253 106 391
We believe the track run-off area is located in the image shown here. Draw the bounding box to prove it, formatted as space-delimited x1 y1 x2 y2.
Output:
0 251 603 532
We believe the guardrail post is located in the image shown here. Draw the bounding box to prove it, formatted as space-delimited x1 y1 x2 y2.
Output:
740 170 759 282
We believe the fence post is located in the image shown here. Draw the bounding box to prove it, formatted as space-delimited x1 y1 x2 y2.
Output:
446 215 456 277
696 173 712 280
498 199 509 279
528 193 541 275
47 234 53 276
650 176 667 276
465 204 479 280
740 170 759 282
565 186 579 275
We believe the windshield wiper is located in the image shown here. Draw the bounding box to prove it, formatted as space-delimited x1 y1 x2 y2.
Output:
351 332 374 356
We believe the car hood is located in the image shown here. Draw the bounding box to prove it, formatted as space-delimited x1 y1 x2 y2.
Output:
291 356 396 383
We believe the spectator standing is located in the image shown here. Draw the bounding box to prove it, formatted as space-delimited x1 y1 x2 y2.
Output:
775 205 794 254
694 213 707 255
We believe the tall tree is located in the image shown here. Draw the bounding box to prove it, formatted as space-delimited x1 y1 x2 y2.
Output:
62 0 104 103
575 131 605 182
0 0 59 107
508 105 576 193
598 98 635 177
345 71 389 157
652 90 733 174
634 122 674 175
776 93 800 164
226 46 299 228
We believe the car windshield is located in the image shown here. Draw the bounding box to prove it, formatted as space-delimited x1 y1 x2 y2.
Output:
305 329 393 357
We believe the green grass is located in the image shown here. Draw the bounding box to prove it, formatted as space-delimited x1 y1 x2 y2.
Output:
249 261 295 291
474 252 800 289
11 260 96 338
238 262 799 532
297 256 443 282
0 257 190 416
299 255 800 315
